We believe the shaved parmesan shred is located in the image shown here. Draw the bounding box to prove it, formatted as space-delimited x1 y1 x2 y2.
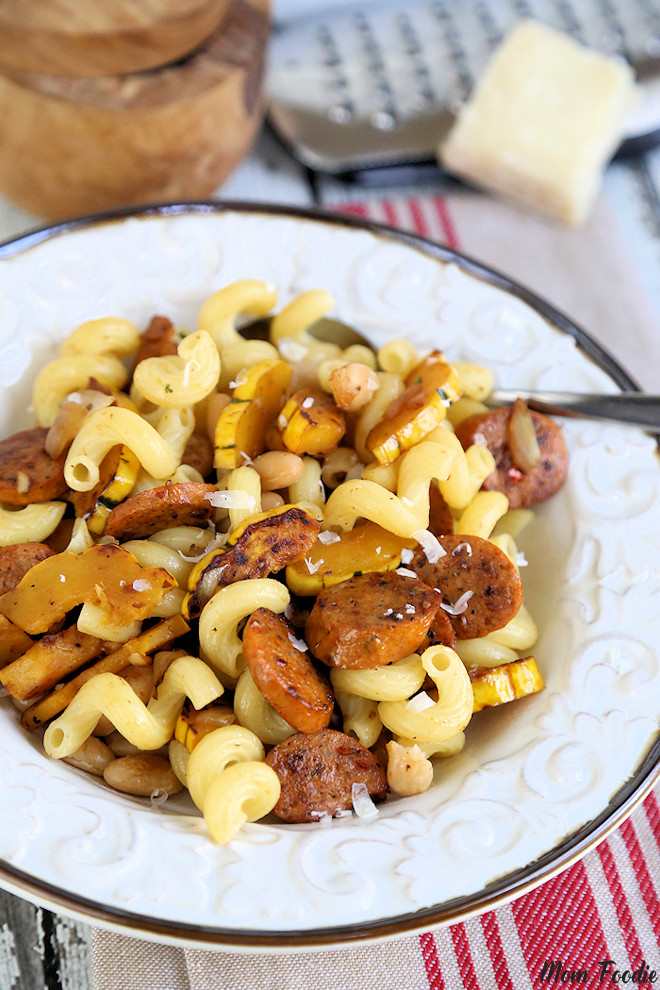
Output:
15 471 30 495
453 542 473 557
440 590 474 615
288 633 308 653
318 530 341 545
351 782 379 820
400 548 413 565
133 578 151 592
305 557 324 574
405 603 416 614
204 490 258 511
228 369 248 389
278 337 308 362
412 528 446 563
406 691 435 713
239 451 254 466
302 396 314 409
278 413 288 429
310 811 333 827
395 567 417 579
517 552 528 568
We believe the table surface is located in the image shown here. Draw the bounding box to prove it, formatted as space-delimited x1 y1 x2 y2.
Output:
1 123 660 989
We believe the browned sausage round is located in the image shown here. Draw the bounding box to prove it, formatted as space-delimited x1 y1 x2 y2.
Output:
305 571 441 670
454 405 568 509
243 608 334 733
411 533 522 639
104 482 219 540
424 607 457 649
0 428 67 505
134 315 178 366
265 727 388 823
0 543 54 595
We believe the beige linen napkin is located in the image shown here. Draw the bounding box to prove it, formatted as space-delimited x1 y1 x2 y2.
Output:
88 183 660 989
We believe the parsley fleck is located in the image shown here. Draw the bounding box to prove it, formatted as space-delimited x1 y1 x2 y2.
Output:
164 383 173 394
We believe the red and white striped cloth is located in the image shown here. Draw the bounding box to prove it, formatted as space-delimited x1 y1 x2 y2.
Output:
90 190 660 989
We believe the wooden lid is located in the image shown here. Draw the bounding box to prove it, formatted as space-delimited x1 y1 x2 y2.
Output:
0 0 232 77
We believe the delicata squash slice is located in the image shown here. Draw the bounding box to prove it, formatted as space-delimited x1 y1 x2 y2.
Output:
68 444 140 534
471 656 544 712
183 504 321 618
278 388 346 457
0 543 176 635
367 351 462 466
286 521 415 596
214 359 292 469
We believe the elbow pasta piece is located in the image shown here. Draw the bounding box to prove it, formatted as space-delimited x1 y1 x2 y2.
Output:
456 605 538 664
377 339 419 377
452 362 495 401
269 289 336 354
132 330 220 407
121 539 194 586
197 280 279 390
186 725 280 844
333 687 382 749
455 491 509 538
330 654 425 702
199 579 290 682
77 603 141 642
378 645 473 744
33 355 128 427
321 448 361 489
149 525 216 553
143 405 196 463
60 317 141 358
233 668 295 745
44 655 224 758
354 372 404 463
323 435 464 537
454 639 519 669
65 407 180 491
65 518 95 554
150 587 186 618
288 456 325 512
225 466 262 529
446 396 489 428
395 732 466 760
0 501 66 547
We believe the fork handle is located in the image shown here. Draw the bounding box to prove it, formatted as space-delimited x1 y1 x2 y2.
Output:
488 390 660 431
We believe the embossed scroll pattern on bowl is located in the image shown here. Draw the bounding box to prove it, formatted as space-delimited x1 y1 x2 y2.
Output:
0 206 658 945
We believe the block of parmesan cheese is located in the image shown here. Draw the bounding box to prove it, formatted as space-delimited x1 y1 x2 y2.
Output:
438 20 636 225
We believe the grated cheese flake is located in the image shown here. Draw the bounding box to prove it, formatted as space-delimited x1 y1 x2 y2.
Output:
412 528 446 563
318 530 341 545
305 557 324 574
406 691 436 713
395 567 418 579
278 337 308 362
517 552 528 568
288 632 308 653
400 548 414 565
440 589 474 615
351 783 379 820
15 471 30 495
302 396 314 409
133 578 151 592
228 369 248 389
204 490 258 511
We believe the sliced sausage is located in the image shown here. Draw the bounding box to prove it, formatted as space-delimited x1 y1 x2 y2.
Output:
243 608 334 733
424 607 457 649
134 315 178 366
68 444 123 520
181 432 214 479
454 405 568 509
0 543 54 596
185 506 321 618
265 727 388 823
305 571 441 670
0 428 67 505
104 482 219 540
411 533 522 639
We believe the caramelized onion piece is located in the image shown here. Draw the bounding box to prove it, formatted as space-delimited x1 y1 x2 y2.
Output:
507 399 541 473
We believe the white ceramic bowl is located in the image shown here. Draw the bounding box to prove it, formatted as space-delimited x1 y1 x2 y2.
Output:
0 203 658 950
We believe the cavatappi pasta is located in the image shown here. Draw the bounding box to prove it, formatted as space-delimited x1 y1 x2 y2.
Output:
0 280 569 844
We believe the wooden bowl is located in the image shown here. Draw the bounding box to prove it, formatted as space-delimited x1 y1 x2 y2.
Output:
0 0 232 77
0 0 269 220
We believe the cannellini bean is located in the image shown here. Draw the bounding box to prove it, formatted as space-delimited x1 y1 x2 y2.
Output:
103 753 182 796
329 363 380 412
260 491 285 511
63 736 115 776
386 740 434 796
252 451 305 490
